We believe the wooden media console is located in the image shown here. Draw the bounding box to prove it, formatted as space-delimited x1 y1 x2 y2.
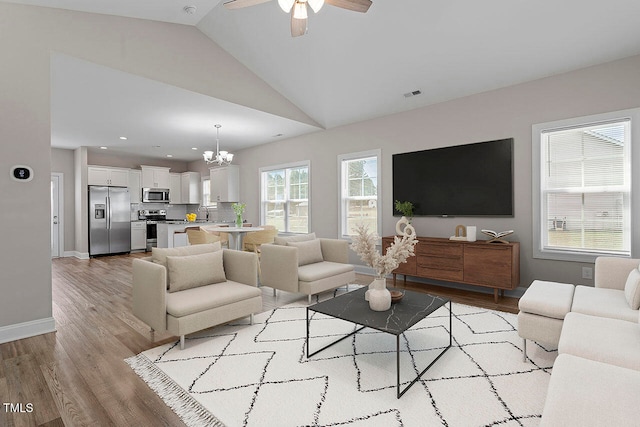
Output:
382 236 520 302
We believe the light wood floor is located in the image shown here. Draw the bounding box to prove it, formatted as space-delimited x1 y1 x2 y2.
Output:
1 252 518 426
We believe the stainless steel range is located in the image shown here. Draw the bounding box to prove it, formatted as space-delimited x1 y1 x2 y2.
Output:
138 209 166 251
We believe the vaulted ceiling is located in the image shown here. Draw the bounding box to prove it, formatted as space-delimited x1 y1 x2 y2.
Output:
7 0 640 160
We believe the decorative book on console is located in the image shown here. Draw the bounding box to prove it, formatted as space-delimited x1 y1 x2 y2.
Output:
481 229 514 243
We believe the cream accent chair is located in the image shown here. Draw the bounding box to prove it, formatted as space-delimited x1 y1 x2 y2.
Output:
132 242 262 350
260 233 355 304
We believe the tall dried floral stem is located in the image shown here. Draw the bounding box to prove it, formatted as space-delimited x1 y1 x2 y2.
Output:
350 223 418 278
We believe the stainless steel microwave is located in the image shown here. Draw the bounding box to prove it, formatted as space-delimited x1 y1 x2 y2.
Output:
142 188 170 203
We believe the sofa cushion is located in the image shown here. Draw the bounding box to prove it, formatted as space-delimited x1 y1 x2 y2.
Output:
518 280 575 319
288 239 324 266
558 312 640 371
540 354 640 426
571 285 639 322
166 251 226 293
166 280 262 318
624 267 640 310
274 232 316 246
297 261 354 283
152 242 221 267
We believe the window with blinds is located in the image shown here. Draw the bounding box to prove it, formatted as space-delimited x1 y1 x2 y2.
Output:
540 119 631 257
339 150 381 238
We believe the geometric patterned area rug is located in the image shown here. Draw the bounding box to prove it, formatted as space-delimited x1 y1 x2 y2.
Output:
127 287 557 427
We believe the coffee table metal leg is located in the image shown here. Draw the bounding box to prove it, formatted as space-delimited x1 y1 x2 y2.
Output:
307 308 365 358
396 300 452 398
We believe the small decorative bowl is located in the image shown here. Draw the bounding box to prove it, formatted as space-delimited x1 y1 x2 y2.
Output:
390 290 404 302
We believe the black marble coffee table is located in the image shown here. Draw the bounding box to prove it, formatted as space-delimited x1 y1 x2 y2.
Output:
306 286 451 398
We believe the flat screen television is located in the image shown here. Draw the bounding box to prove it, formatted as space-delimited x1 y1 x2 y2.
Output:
392 138 514 217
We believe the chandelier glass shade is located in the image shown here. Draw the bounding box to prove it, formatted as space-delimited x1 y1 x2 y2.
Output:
203 124 234 166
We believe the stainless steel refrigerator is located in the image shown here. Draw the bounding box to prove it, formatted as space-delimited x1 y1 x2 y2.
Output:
89 186 131 256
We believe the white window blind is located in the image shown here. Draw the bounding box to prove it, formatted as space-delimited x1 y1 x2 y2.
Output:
540 119 630 257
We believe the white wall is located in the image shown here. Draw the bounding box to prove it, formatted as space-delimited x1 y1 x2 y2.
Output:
233 54 640 289
0 2 313 339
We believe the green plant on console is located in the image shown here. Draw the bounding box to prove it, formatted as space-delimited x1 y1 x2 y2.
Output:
394 200 414 221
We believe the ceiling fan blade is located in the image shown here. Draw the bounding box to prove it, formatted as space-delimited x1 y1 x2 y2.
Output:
223 0 271 10
291 13 307 37
325 0 371 13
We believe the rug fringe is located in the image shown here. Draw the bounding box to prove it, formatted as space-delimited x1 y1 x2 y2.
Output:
126 354 225 427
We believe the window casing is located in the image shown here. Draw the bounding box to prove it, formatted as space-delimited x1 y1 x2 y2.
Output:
260 161 310 234
201 178 214 207
339 150 381 239
533 111 637 262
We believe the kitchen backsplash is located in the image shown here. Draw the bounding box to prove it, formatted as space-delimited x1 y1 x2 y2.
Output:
130 202 236 223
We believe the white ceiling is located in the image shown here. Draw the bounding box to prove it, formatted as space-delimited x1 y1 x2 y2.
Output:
9 0 640 161
50 54 321 161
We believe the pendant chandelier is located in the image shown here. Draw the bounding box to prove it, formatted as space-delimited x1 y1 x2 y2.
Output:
203 124 234 166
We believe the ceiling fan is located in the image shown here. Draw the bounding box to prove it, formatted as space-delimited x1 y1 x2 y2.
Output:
223 0 372 37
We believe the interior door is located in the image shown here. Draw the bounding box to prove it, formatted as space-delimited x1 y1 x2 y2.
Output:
51 174 60 257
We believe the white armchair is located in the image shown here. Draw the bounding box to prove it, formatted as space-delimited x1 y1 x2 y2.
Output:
132 243 262 349
260 233 355 304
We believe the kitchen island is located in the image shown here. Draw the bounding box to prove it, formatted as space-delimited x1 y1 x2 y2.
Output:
156 221 228 248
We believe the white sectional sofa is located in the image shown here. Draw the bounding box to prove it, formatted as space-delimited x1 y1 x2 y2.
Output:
518 257 640 426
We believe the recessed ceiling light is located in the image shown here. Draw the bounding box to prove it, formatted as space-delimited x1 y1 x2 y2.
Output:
192 147 198 150
166 154 173 158
100 146 108 150
119 136 127 140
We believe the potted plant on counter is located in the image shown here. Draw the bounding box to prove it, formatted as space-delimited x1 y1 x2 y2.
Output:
231 202 246 228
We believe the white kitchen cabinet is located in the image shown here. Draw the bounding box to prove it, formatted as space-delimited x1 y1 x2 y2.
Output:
210 165 239 202
88 166 129 187
129 170 142 203
169 173 182 204
141 165 170 189
131 221 147 251
181 171 201 204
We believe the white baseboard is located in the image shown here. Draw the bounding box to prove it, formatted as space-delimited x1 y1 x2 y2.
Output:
64 251 89 259
0 317 56 344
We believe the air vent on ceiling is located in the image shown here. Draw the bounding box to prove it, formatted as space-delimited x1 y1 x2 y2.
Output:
403 90 422 98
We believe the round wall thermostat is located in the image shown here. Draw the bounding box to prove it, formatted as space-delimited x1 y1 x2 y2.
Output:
10 165 34 182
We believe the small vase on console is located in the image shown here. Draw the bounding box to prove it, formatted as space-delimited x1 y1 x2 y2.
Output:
367 277 391 311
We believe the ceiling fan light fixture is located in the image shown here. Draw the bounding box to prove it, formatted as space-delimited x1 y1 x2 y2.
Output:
293 1 307 19
307 0 324 13
278 0 295 12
